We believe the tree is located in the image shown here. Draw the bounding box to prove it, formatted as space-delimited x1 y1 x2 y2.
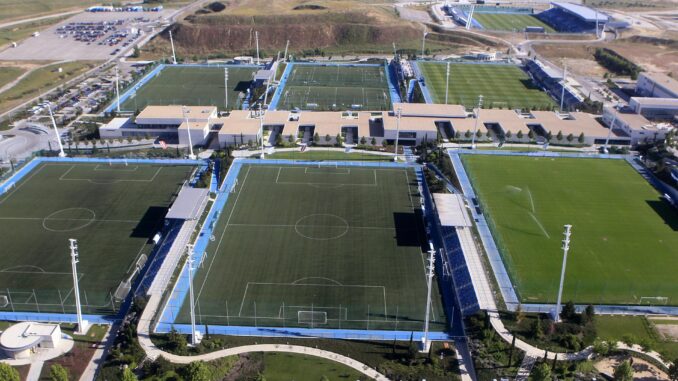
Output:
313 132 320 143
528 129 535 141
320 376 330 381
578 132 585 143
288 134 294 143
505 130 512 141
581 304 595 325
593 339 610 356
546 131 553 141
517 130 524 139
184 361 210 381
360 136 367 145
668 358 678 381
324 134 331 143
370 137 377 146
532 362 552 381
560 301 577 322
122 367 138 381
132 45 140 58
275 133 283 146
613 360 633 381
556 130 564 141
168 328 188 354
531 316 544 340
335 133 342 146
50 364 69 381
465 130 472 139
0 363 20 381
566 133 574 142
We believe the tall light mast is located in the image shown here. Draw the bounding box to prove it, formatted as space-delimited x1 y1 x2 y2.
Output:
421 27 428 58
393 106 402 162
471 95 483 149
421 243 436 352
255 31 260 65
115 65 121 114
259 106 266 159
284 40 290 62
224 68 229 111
554 225 573 322
560 62 567 112
445 62 451 104
169 30 177 65
48 104 66 157
187 245 201 345
182 106 196 160
69 239 88 334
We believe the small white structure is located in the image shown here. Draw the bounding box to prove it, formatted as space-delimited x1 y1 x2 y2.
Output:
0 322 61 359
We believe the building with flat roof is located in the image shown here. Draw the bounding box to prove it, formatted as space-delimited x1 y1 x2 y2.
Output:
602 107 673 145
0 322 61 359
629 97 678 120
636 73 678 99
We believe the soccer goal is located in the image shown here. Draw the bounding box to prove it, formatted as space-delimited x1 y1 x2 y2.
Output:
0 295 8 308
298 310 328 325
639 296 669 305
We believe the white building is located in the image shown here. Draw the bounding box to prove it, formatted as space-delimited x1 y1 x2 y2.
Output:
0 322 61 359
629 97 678 120
602 107 673 145
636 72 678 99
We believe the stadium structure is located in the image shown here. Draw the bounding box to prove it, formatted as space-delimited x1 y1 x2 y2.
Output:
443 1 609 34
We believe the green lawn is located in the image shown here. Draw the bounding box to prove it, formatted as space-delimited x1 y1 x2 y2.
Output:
0 66 23 89
174 164 446 331
262 150 390 161
120 65 258 112
0 61 96 113
263 353 368 381
0 0 99 23
276 64 391 111
0 162 194 314
418 62 555 109
596 315 678 359
462 156 678 305
473 13 555 32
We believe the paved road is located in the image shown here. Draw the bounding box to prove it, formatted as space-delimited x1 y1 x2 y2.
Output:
0 121 58 162
0 9 82 30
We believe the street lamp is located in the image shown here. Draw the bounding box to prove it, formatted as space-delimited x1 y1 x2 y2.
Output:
182 106 196 160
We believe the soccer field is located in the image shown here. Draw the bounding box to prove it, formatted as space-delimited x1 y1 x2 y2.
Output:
0 162 194 315
175 164 447 331
275 64 392 111
462 155 678 306
120 65 258 112
473 13 555 32
418 62 555 110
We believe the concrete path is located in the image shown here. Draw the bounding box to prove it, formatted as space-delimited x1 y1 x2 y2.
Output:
79 324 116 381
137 294 391 380
26 360 44 381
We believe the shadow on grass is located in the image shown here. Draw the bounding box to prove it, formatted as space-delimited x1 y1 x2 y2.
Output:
646 199 678 231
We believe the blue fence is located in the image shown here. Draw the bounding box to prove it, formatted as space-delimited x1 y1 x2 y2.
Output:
268 62 294 111
0 312 115 325
384 62 403 106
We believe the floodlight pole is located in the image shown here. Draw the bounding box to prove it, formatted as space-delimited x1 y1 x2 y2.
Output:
48 104 66 157
471 95 483 149
115 65 121 113
224 68 229 111
603 103 618 153
421 27 427 58
259 107 265 159
255 31 260 65
284 40 290 62
560 62 567 112
553 225 572 322
182 106 196 160
69 239 88 334
394 106 402 162
169 30 177 65
445 62 450 104
187 245 201 346
421 243 436 352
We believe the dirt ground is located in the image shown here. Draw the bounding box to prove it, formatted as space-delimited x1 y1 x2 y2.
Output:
595 356 669 381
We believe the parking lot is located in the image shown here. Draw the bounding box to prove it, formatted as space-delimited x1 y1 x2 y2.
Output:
0 10 174 61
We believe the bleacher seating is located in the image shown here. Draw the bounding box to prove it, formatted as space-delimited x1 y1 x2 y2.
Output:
526 59 582 109
536 7 598 33
439 226 480 315
135 219 184 296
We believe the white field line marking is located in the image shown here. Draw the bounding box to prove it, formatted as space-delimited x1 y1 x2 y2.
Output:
0 216 138 223
228 223 398 230
526 186 535 213
195 166 253 304
529 212 551 239
0 164 49 205
237 283 250 317
60 167 162 183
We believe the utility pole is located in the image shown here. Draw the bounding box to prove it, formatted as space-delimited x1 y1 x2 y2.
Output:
471 95 483 149
255 31 260 65
47 104 66 157
560 62 567 112
421 27 428 58
284 40 290 62
420 243 436 352
182 106 196 160
69 239 88 334
115 65 121 113
169 30 177 65
259 106 266 159
187 245 201 345
603 104 619 153
394 106 402 161
224 68 229 111
554 225 572 322
445 62 450 104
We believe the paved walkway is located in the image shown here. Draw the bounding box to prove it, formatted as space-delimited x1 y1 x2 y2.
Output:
79 324 116 381
137 295 390 380
26 360 44 381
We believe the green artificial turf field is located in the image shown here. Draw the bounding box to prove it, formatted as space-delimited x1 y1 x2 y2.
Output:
0 162 194 314
462 155 678 305
473 13 555 32
176 164 446 331
418 62 555 110
276 64 391 111
120 65 258 112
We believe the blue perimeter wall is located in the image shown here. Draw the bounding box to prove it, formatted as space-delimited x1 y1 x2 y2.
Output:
0 157 204 324
103 63 263 113
156 158 455 340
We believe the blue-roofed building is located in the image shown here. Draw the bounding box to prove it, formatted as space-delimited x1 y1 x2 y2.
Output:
537 2 608 33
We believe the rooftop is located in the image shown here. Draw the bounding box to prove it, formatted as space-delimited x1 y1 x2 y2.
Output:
136 105 217 121
393 103 467 118
639 72 678 97
0 322 59 351
630 97 678 107
551 2 609 22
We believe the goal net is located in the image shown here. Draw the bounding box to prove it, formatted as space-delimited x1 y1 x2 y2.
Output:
0 295 7 308
298 311 328 325
639 296 669 305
